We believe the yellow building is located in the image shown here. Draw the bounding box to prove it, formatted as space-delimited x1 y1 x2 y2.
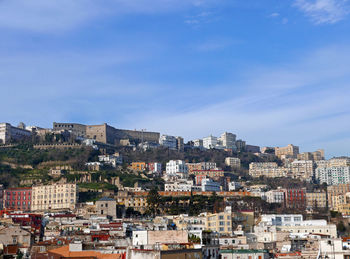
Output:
327 183 350 209
32 183 78 211
275 144 299 159
206 207 232 235
117 191 148 213
130 162 147 172
306 192 327 208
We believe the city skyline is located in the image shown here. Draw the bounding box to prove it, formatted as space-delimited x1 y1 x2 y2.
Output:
1 0 350 157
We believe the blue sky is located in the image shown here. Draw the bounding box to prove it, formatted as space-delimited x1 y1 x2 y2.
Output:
1 0 350 157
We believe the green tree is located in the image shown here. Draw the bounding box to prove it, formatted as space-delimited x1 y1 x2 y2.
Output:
146 188 161 217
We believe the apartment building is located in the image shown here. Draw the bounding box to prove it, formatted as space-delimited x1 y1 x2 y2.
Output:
305 191 327 208
190 169 225 177
206 207 233 235
289 160 314 181
218 132 236 150
130 162 147 172
31 183 78 211
225 157 241 168
148 162 162 174
186 162 217 174
264 190 285 204
0 123 31 144
117 191 148 213
275 144 299 159
315 166 350 185
201 178 221 192
327 184 350 210
203 135 218 149
176 136 184 151
255 214 337 242
283 188 306 209
164 180 193 192
249 162 287 178
3 187 32 211
166 160 188 178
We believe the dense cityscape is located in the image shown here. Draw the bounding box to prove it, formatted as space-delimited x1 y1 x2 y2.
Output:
1 121 350 258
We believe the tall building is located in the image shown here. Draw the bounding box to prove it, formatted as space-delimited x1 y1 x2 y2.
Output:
159 135 177 150
206 207 233 235
289 160 314 182
249 162 287 178
225 157 241 168
176 136 184 152
235 139 246 151
219 132 236 150
166 160 188 178
283 188 306 209
0 123 31 144
275 144 299 159
306 191 327 209
3 187 32 211
31 183 78 211
315 166 350 185
203 135 218 149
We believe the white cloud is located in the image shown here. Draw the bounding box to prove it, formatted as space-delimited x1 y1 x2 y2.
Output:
294 0 350 24
270 12 280 17
0 0 216 32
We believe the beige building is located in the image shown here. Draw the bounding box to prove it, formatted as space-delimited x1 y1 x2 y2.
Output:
117 191 148 213
31 183 78 211
0 122 31 144
289 160 314 181
297 149 325 161
225 157 241 168
95 197 117 219
249 162 287 178
306 191 327 208
206 207 232 235
327 183 350 209
275 144 299 159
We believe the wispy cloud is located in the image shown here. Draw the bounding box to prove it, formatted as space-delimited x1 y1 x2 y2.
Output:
0 0 217 33
132 45 350 157
294 0 350 24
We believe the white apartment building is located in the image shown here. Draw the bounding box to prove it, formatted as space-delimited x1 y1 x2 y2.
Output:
219 132 236 150
165 160 188 178
203 135 218 149
98 154 122 167
164 180 193 192
255 214 337 242
316 166 350 185
31 183 78 211
201 178 221 192
225 157 241 168
159 135 177 150
249 162 287 178
264 190 285 204
0 123 31 144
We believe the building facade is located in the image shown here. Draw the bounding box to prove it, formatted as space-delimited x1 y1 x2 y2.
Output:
225 157 241 168
0 123 31 144
3 187 32 211
31 183 78 211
